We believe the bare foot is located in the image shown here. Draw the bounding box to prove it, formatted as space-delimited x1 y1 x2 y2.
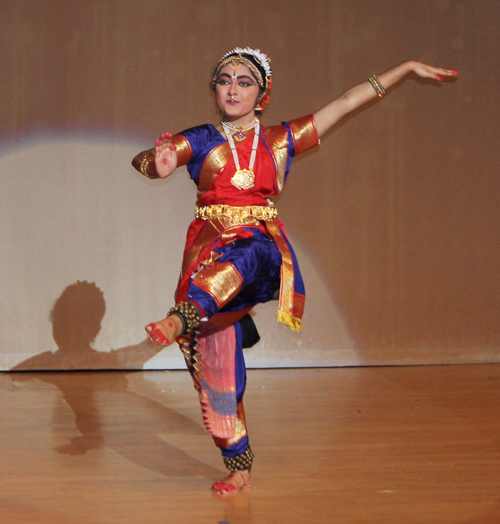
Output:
145 314 183 346
212 470 253 494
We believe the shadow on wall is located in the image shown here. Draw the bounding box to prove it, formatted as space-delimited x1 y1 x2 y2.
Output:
10 281 221 479
12 280 162 371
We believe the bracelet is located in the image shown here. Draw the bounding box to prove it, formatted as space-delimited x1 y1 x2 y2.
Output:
368 75 386 98
140 153 156 179
167 301 200 334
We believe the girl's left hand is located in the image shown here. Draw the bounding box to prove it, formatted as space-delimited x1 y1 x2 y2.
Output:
410 61 459 82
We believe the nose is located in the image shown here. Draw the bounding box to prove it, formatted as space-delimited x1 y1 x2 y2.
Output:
228 80 238 96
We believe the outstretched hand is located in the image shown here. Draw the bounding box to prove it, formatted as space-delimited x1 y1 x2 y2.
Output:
313 60 459 137
410 61 459 82
155 133 178 178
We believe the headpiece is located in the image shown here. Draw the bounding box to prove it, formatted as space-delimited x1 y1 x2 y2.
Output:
213 47 273 110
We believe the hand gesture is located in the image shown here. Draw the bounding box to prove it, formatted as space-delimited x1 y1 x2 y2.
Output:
154 133 178 178
410 61 459 82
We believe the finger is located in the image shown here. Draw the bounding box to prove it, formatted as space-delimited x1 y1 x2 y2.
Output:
156 140 172 157
433 67 459 77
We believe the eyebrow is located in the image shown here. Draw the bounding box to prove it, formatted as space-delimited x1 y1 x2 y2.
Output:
218 73 256 82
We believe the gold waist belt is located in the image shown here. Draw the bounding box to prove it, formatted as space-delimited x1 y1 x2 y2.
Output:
195 204 278 223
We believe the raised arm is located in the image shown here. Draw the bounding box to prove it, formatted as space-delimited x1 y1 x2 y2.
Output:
313 61 458 137
132 132 178 179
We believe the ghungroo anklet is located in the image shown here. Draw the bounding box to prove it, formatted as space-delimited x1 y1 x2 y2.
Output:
167 301 200 334
223 448 254 472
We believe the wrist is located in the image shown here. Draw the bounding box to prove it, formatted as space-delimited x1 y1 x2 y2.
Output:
404 60 419 74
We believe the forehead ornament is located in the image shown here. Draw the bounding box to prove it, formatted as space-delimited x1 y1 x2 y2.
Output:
229 62 241 80
213 47 272 89
217 55 264 86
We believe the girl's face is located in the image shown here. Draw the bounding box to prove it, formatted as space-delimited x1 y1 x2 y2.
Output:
215 64 261 123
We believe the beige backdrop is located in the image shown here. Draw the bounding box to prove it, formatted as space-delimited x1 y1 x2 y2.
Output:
1 0 499 370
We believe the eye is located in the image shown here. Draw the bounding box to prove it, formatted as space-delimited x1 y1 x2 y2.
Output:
239 81 253 87
217 79 230 85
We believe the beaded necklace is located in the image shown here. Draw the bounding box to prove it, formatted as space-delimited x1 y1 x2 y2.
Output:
222 119 260 190
221 117 259 142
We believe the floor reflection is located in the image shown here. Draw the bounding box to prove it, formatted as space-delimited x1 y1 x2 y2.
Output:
215 487 254 524
11 281 220 479
12 369 221 478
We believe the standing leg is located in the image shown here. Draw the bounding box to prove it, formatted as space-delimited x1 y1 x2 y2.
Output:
211 322 254 493
145 233 279 491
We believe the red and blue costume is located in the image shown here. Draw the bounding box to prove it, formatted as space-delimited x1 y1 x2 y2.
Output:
169 115 320 464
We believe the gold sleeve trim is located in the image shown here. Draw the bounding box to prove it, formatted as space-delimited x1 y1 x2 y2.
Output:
289 114 320 156
192 261 244 308
171 134 193 167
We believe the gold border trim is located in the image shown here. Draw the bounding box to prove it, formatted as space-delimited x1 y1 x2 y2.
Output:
171 134 193 167
289 115 320 156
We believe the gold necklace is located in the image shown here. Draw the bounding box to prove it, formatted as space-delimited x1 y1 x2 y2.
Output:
222 120 260 190
221 118 259 142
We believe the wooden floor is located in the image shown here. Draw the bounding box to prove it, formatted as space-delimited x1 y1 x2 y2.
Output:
1 364 499 524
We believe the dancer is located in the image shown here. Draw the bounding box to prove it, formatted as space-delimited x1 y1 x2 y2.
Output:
132 47 457 493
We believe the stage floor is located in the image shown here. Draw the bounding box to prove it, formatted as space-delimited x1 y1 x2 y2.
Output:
1 364 499 524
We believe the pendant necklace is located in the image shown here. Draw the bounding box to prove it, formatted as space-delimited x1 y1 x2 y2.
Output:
222 119 260 190
221 117 259 142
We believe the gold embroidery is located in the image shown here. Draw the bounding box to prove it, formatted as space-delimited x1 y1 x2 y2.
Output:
265 221 303 331
177 335 205 386
171 134 193 167
195 204 278 225
181 221 222 275
262 125 289 193
198 142 233 192
289 115 320 156
213 405 248 448
293 293 305 319
193 261 243 308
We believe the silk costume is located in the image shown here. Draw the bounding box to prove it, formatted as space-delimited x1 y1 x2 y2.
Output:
169 115 320 462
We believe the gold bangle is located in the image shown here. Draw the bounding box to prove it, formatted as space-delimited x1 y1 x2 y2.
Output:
368 75 386 98
140 154 156 179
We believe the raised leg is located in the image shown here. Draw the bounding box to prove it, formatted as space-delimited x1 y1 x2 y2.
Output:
145 314 183 346
146 302 200 346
